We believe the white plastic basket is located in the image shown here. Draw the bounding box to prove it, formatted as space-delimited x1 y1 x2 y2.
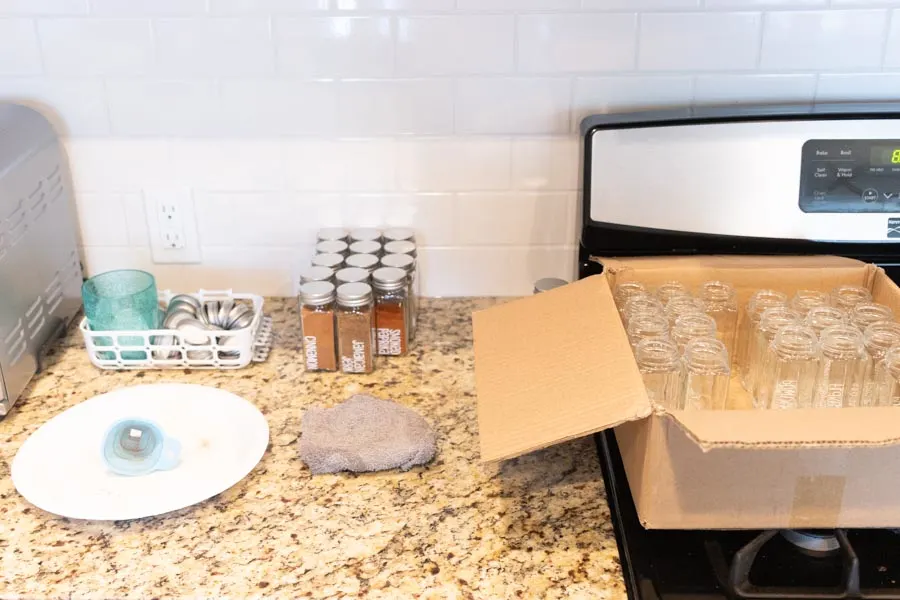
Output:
79 290 272 370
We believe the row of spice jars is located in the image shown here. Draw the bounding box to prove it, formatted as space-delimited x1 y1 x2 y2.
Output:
298 227 418 374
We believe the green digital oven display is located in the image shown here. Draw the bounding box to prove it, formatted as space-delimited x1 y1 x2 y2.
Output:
870 146 900 166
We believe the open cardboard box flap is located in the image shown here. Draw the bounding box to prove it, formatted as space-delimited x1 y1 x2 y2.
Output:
473 255 900 463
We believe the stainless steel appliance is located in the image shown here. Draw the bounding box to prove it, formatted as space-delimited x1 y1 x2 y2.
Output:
0 104 82 417
580 103 900 600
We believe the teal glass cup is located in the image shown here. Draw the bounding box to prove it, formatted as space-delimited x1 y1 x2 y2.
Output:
82 270 159 361
102 419 181 476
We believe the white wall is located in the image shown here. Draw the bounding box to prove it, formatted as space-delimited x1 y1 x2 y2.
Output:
2 1 900 296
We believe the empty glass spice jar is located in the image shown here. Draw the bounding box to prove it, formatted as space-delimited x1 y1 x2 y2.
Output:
875 346 900 407
680 338 730 411
371 267 409 356
655 281 691 305
664 296 706 325
635 338 682 410
299 281 337 372
699 280 738 359
756 325 819 410
336 282 375 374
671 313 717 353
627 313 670 349
814 325 868 408
831 285 872 312
805 305 847 338
848 302 894 332
746 306 801 396
790 290 830 317
737 290 788 384
861 321 900 406
614 282 647 310
622 294 665 326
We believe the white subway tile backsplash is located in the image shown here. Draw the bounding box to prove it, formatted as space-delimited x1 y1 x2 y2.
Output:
155 18 275 76
517 13 637 74
65 139 172 191
285 139 395 192
220 79 337 135
90 0 206 16
11 2 900 297
511 137 579 192
455 192 576 246
694 74 816 105
210 0 327 14
170 140 285 190
573 75 693 124
336 80 453 136
74 192 130 246
0 20 42 76
455 78 571 135
761 10 887 70
107 80 221 136
396 138 511 192
0 78 109 135
816 73 900 101
275 16 394 78
639 12 761 72
0 0 86 15
396 15 515 75
417 246 576 297
38 18 154 76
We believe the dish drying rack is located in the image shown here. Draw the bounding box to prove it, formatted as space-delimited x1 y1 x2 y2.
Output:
79 290 273 370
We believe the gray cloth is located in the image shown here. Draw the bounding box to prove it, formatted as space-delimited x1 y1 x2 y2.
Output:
299 394 436 474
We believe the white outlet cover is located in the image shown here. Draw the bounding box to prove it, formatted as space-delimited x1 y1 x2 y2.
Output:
144 188 201 264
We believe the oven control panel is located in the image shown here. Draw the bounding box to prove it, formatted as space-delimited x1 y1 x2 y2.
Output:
800 139 900 213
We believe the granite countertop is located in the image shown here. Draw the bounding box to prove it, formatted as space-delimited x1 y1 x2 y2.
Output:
0 298 625 599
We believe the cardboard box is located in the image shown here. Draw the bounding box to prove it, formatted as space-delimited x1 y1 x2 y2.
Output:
473 255 900 529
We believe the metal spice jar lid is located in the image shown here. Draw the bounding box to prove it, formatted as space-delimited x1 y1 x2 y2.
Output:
372 267 407 291
345 253 379 272
337 282 373 307
349 240 381 255
317 228 348 242
299 281 336 306
383 227 415 242
315 240 348 255
349 228 381 243
311 253 344 269
300 265 335 283
383 240 416 257
335 267 370 285
381 253 414 272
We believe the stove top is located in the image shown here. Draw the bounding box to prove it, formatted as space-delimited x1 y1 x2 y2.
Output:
595 431 900 600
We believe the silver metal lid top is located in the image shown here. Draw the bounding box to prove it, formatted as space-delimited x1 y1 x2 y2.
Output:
383 227 415 242
384 240 416 256
349 227 381 242
381 253 415 272
299 281 336 306
335 267 370 284
345 253 380 271
311 253 344 269
299 265 335 283
349 240 381 255
372 267 407 291
316 240 348 255
533 278 568 294
337 282 373 307
317 227 349 242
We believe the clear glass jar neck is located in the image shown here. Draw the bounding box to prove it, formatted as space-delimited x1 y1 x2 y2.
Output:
772 326 818 360
635 339 679 372
805 306 846 333
656 281 689 304
863 322 900 359
700 281 735 305
683 339 729 373
759 307 801 335
673 314 717 338
819 326 865 359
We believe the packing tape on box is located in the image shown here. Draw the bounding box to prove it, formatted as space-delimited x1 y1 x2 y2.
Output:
790 475 846 529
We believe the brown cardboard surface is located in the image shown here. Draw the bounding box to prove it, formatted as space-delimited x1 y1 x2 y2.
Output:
473 275 650 462
473 254 900 528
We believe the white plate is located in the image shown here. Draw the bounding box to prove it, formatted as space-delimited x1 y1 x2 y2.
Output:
12 383 269 520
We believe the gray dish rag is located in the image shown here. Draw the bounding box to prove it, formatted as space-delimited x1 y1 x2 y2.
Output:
299 394 436 474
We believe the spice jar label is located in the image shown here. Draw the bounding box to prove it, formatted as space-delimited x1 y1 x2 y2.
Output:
301 310 337 371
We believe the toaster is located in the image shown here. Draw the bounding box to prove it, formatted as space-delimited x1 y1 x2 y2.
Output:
0 104 83 417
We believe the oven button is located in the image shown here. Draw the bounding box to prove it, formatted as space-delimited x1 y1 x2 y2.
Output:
836 166 854 178
813 166 829 179
862 188 879 203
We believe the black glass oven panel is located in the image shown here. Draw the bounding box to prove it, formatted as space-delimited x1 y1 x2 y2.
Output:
800 139 900 213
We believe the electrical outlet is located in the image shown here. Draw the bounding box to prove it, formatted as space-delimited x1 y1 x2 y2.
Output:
144 188 201 264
